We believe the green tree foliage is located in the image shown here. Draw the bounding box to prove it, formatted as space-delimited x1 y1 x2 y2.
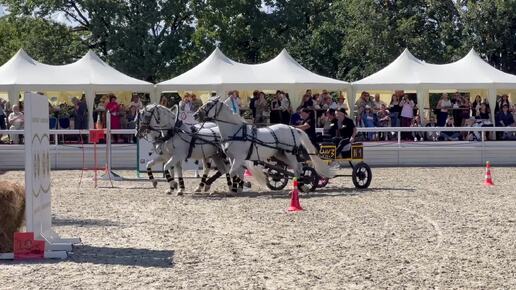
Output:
0 16 86 65
460 0 516 73
0 0 515 83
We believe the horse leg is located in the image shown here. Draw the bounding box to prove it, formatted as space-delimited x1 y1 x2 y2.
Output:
195 159 211 192
146 159 158 188
176 163 185 196
163 158 178 195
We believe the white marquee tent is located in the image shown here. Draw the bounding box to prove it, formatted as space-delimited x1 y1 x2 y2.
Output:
156 48 350 107
353 48 516 121
0 49 154 128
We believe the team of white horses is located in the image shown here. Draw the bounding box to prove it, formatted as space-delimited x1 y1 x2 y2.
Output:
136 96 333 195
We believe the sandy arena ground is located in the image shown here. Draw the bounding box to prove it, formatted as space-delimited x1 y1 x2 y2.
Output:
0 167 515 289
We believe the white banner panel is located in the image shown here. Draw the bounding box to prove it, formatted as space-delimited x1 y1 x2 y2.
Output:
24 92 52 241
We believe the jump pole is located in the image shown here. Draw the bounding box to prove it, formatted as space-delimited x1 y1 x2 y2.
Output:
100 110 123 181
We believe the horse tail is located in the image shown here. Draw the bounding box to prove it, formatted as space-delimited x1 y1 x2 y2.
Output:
244 161 268 187
295 128 335 179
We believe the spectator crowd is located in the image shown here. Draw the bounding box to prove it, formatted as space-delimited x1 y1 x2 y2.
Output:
1 89 515 145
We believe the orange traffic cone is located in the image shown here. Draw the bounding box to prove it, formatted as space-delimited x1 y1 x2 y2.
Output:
484 161 494 186
288 178 303 212
244 169 252 177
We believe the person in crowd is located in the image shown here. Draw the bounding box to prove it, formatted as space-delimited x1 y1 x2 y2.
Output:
425 116 439 141
72 96 88 130
312 93 321 110
191 94 203 112
373 94 386 112
254 91 269 125
376 104 390 140
8 105 24 144
495 104 515 140
400 95 415 140
179 93 193 112
389 94 401 127
290 107 303 126
361 105 378 141
461 97 472 126
476 102 491 121
224 90 241 115
119 103 128 129
249 90 259 120
440 117 460 141
336 108 357 157
298 93 314 110
270 91 283 124
305 89 312 98
280 92 291 124
335 95 348 111
356 91 373 118
319 108 338 139
400 95 415 124
0 99 7 142
495 94 512 114
126 103 138 143
130 94 143 111
295 108 317 145
452 93 464 127
462 117 480 141
319 90 335 110
411 115 424 142
471 95 482 118
105 95 121 142
436 93 452 126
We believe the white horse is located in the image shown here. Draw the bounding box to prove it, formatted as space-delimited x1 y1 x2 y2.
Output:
194 97 334 192
136 104 237 195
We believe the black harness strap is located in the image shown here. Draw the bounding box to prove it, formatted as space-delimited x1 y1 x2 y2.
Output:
245 127 257 160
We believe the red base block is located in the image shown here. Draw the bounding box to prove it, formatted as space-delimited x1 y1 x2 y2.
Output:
13 232 45 260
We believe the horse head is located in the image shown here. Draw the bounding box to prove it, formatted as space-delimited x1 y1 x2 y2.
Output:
194 96 222 122
136 104 178 141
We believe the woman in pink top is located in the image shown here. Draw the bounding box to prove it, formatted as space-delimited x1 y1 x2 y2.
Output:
105 94 121 130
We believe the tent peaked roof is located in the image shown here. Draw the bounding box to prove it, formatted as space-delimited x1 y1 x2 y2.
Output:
157 47 251 90
353 48 516 90
157 47 349 92
70 50 152 88
422 49 516 88
257 49 349 89
0 49 153 91
353 48 426 90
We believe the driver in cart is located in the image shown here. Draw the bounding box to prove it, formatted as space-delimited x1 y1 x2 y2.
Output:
335 108 357 158
295 108 317 147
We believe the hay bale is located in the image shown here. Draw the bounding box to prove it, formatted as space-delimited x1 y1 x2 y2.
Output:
0 181 25 253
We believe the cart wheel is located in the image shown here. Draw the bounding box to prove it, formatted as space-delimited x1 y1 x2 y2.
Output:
265 167 289 191
318 177 329 188
298 166 319 192
352 162 372 189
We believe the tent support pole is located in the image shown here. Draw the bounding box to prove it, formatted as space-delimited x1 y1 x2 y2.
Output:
86 88 95 129
416 88 428 126
150 87 160 104
8 87 19 107
347 87 356 119
487 87 497 124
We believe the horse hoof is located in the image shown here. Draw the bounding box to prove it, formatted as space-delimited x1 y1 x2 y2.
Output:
152 181 158 188
244 181 251 188
204 185 211 192
176 188 184 196
166 189 173 195
194 186 202 193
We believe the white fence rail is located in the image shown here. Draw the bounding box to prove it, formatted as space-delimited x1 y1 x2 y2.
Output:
1 127 516 168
